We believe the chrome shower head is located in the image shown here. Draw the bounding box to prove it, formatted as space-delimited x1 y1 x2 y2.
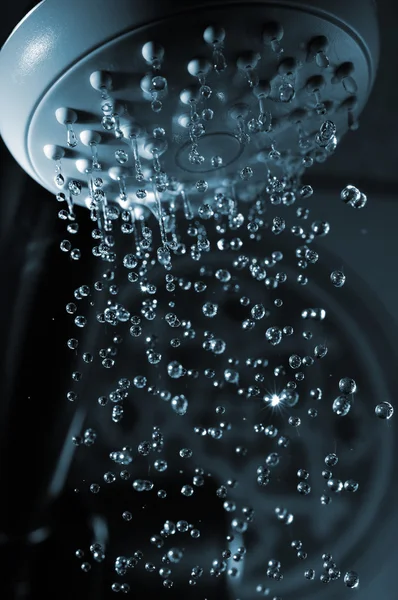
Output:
0 0 379 216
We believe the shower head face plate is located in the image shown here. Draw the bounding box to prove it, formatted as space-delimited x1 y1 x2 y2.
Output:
0 0 379 209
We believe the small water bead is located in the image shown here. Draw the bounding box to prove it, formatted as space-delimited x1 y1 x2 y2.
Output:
305 568 316 580
282 191 296 207
274 507 294 525
104 472 116 484
321 494 331 505
290 541 302 552
67 222 79 234
251 304 266 320
102 358 114 368
344 479 359 492
154 459 168 472
60 239 72 252
224 369 239 384
325 453 338 467
330 270 346 287
198 203 213 219
279 81 295 103
266 452 280 467
338 378 357 395
114 149 128 165
289 354 302 369
133 375 147 389
202 301 218 317
231 518 248 534
375 401 394 419
67 338 78 351
211 155 223 168
123 253 138 269
314 344 328 359
299 185 314 198
297 481 311 495
240 166 253 180
266 326 282 345
327 478 343 492
216 269 231 282
179 448 193 458
167 360 184 378
190 528 201 538
344 570 359 588
272 216 286 235
66 302 77 315
311 220 330 236
288 416 301 427
157 246 172 268
74 315 87 328
181 484 194 497
68 180 82 196
171 394 188 415
333 395 352 416
196 179 209 193
350 192 367 208
305 249 319 264
297 469 309 480
340 185 361 204
70 248 81 260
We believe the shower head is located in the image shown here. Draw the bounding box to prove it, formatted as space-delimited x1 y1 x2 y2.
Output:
0 0 379 214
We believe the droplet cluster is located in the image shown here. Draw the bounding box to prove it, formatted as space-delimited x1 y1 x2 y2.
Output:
48 22 394 599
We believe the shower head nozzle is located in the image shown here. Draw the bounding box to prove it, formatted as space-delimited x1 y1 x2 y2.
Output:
0 0 379 212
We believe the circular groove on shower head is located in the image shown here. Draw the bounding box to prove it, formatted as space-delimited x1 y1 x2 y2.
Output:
0 0 379 210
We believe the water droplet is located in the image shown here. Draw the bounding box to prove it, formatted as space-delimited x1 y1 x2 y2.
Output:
330 270 346 287
339 377 357 394
325 453 338 467
68 180 82 196
171 394 188 415
332 395 352 416
344 571 359 588
279 82 295 102
375 401 394 419
351 192 367 209
340 185 360 204
327 478 343 492
240 166 253 180
211 155 223 168
202 302 218 317
196 180 209 193
344 479 359 492
181 484 194 496
115 149 128 164
265 326 282 345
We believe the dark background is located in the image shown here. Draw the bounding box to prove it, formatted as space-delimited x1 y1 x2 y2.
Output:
0 1 397 599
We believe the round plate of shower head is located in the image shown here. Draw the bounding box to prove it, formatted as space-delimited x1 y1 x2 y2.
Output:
0 0 379 211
